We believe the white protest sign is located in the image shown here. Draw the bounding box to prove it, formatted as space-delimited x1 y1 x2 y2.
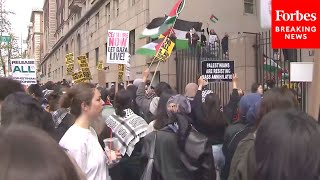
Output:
260 0 271 29
107 30 129 64
290 62 314 82
10 59 37 85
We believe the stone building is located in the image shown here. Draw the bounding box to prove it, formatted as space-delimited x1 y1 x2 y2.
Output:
39 0 261 86
26 9 44 74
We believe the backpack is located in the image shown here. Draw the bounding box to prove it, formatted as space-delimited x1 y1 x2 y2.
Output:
166 113 216 180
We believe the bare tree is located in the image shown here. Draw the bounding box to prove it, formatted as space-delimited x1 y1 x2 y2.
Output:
0 0 17 77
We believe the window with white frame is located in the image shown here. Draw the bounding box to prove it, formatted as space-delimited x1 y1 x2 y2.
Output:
244 0 255 14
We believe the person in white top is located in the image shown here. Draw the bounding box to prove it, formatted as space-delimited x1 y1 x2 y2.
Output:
59 83 120 180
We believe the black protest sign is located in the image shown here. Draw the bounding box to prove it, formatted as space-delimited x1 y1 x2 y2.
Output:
201 60 235 82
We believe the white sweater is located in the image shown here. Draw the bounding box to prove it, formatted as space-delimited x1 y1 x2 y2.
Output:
59 125 111 180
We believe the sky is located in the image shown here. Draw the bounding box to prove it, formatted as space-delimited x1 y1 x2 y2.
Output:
4 0 44 50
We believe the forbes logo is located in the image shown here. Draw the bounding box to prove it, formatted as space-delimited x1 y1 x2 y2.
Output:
275 10 317 21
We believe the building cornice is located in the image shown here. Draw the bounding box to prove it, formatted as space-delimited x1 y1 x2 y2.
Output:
42 0 107 64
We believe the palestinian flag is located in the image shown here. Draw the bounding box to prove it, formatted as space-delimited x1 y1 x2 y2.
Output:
210 14 219 23
136 38 163 56
139 0 185 39
136 19 202 55
263 55 288 80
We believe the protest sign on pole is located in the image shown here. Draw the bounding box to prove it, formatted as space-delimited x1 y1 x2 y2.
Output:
154 37 175 62
65 53 75 75
97 60 104 71
201 60 235 82
10 59 37 85
118 64 125 83
71 71 85 84
107 30 129 64
77 55 92 80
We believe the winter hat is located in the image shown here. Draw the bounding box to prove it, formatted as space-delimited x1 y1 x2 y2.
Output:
149 97 160 115
167 95 191 118
239 93 262 122
133 79 143 87
184 83 198 98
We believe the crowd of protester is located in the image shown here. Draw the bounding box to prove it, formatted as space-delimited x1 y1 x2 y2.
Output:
0 68 319 180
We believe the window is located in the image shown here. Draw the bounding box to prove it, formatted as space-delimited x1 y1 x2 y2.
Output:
61 66 64 77
95 13 100 31
244 0 254 14
105 3 111 23
66 44 69 53
114 0 119 17
86 52 89 62
95 47 99 66
131 0 135 6
129 29 135 55
77 34 81 57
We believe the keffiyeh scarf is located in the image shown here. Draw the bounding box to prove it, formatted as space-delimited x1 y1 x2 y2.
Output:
105 109 148 157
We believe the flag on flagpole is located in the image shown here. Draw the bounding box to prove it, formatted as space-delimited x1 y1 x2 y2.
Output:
136 19 202 55
210 14 219 23
139 0 185 39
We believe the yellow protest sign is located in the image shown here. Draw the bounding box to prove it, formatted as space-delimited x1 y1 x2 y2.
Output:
66 64 74 75
283 83 298 89
65 53 74 75
77 55 92 80
71 71 85 84
118 64 125 72
65 53 74 65
155 37 175 62
97 61 103 71
118 71 124 83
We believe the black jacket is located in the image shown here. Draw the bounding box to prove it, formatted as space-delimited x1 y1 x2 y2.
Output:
142 118 216 180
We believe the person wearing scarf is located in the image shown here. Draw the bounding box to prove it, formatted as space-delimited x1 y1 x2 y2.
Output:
105 89 148 180
142 94 215 180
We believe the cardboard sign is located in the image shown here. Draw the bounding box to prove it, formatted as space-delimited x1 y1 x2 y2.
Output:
77 55 92 80
10 59 37 85
71 71 85 84
201 60 235 82
107 30 129 64
155 37 175 62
